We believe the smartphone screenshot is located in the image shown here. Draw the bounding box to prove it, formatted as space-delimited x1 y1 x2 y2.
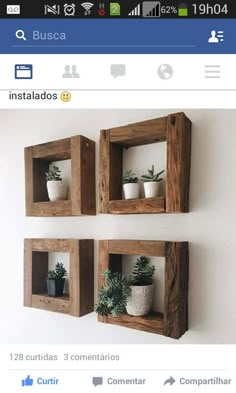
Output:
0 1 235 392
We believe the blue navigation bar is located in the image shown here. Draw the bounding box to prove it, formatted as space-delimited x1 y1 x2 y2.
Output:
0 19 235 54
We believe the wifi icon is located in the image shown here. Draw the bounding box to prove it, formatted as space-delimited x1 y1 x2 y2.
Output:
81 2 94 15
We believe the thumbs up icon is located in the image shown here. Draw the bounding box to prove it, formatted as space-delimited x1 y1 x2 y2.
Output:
22 375 33 386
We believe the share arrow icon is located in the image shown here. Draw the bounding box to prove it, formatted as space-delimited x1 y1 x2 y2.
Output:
164 376 176 386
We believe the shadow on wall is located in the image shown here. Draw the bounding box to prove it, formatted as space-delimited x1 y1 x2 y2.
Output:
190 120 220 212
188 242 212 333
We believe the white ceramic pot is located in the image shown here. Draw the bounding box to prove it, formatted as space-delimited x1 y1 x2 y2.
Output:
126 284 153 316
47 180 67 201
123 183 140 200
143 181 159 198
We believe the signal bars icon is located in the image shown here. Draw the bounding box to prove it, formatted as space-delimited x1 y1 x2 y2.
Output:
128 3 141 16
81 2 94 15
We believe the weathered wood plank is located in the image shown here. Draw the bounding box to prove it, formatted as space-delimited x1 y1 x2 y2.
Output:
31 138 71 160
24 239 33 307
108 116 167 147
24 148 33 216
70 136 82 215
99 130 110 213
69 240 80 316
32 239 70 252
31 200 72 216
78 240 94 317
98 240 109 288
79 136 96 215
166 112 192 212
109 197 165 214
98 312 164 335
108 240 165 257
32 294 70 314
164 242 189 339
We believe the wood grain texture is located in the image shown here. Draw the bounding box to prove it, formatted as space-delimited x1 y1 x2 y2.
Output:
69 240 80 316
166 112 192 212
108 116 167 147
98 312 164 335
164 242 189 339
32 294 70 314
32 239 70 252
79 136 96 215
98 240 109 288
109 197 165 214
70 136 82 215
31 138 71 161
99 130 110 213
24 238 94 317
31 200 72 217
108 240 165 257
78 239 94 316
24 148 33 216
24 239 33 307
25 135 96 217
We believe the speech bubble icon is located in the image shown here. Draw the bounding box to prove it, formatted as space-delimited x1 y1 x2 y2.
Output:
92 377 103 387
111 64 126 78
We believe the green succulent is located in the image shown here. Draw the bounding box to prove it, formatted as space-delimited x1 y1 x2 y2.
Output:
140 165 165 182
47 263 67 280
122 169 138 184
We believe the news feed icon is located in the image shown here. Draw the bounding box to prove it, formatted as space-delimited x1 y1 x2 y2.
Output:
15 64 33 80
7 5 20 14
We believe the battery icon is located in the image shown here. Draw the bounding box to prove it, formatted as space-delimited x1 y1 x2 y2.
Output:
178 3 188 16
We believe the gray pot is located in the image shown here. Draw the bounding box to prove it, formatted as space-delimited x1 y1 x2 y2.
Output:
126 284 154 316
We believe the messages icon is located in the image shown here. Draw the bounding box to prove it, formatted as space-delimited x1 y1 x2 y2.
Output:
92 377 103 387
111 64 126 78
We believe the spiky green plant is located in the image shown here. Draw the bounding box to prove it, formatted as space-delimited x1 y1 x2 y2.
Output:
122 169 138 184
94 269 131 317
140 165 165 182
129 256 155 286
46 165 62 181
47 263 67 280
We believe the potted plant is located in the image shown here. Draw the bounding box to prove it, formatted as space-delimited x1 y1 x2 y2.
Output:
122 169 140 200
126 256 155 316
45 165 67 202
46 262 67 297
140 165 165 198
94 269 131 317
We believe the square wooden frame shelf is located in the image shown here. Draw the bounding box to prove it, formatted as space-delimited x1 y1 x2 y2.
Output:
24 238 94 317
99 112 192 214
25 135 96 216
98 240 189 339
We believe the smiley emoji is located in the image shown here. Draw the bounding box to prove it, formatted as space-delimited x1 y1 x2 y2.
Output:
60 91 71 102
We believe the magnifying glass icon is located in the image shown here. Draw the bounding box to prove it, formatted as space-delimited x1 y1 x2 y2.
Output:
15 30 27 41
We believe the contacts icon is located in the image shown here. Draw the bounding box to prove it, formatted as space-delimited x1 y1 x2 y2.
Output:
62 65 80 78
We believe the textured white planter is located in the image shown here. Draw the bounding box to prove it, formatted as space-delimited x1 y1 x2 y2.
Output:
126 284 154 316
123 183 140 200
47 180 67 201
143 181 159 198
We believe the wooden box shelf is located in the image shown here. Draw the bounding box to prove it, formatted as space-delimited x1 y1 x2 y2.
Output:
24 238 94 317
98 239 189 339
99 112 191 214
25 135 96 216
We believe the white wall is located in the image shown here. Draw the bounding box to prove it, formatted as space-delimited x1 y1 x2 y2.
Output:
0 109 235 344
